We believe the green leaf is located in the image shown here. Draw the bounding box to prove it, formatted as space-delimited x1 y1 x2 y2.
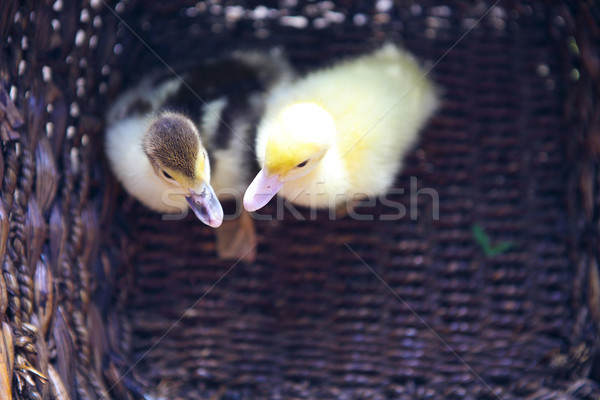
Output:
487 241 513 257
471 224 513 257
472 224 491 250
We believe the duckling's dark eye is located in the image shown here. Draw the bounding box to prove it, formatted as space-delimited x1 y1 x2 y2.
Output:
161 170 173 180
296 160 309 168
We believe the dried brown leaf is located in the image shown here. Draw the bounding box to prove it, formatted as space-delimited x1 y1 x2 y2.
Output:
588 258 600 326
0 86 24 128
0 198 9 267
31 316 50 400
34 137 58 214
104 363 132 400
0 145 4 189
87 304 107 375
0 321 13 400
26 198 47 274
0 119 19 141
34 259 54 337
81 204 99 272
0 273 6 322
48 205 64 275
47 364 70 400
52 307 75 400
2 322 14 378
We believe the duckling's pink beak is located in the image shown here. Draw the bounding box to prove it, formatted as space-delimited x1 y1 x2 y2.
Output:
186 183 223 228
243 169 284 212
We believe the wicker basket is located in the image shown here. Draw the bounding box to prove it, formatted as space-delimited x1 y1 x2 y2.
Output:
1 1 598 399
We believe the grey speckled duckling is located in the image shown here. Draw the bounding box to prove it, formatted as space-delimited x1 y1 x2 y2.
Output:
106 49 293 261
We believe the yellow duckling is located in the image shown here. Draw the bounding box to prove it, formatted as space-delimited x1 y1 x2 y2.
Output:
243 44 438 213
106 50 293 259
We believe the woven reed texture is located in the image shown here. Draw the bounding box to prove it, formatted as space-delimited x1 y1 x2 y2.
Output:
0 1 599 400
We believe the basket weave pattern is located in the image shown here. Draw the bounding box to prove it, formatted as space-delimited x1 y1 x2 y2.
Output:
0 1 599 399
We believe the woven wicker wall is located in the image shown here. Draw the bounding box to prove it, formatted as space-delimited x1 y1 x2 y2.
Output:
0 1 599 399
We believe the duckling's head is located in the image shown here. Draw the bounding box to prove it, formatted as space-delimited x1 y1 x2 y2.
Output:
143 112 223 227
244 102 335 212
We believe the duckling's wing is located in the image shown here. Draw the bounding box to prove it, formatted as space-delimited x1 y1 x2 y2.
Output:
159 50 294 153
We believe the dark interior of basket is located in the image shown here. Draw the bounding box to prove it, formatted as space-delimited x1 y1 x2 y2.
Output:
1 1 599 399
